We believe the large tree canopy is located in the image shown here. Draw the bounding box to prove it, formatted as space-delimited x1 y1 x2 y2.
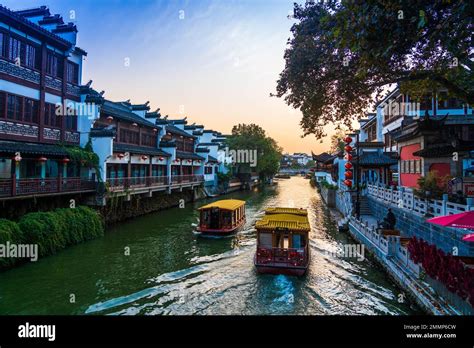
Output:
275 0 473 139
226 124 282 179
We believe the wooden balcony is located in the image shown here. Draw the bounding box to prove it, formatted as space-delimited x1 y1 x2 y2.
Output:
0 177 96 200
107 175 204 193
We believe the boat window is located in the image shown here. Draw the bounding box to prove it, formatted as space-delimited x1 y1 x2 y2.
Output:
202 211 210 224
259 233 272 248
222 211 232 226
283 236 289 249
292 234 302 249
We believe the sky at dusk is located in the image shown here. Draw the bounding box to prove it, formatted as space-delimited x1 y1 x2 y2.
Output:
4 0 340 154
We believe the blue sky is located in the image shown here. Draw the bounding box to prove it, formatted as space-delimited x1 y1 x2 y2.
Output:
5 0 331 153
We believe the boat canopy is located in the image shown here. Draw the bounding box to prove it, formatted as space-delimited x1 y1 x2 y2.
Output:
198 199 246 211
256 208 310 232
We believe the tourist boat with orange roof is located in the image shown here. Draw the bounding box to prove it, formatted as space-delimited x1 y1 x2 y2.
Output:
254 207 311 276
196 199 246 236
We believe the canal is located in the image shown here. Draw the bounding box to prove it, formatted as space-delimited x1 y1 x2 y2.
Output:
0 177 421 315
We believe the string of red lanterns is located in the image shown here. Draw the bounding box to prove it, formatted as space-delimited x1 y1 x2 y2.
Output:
343 136 353 188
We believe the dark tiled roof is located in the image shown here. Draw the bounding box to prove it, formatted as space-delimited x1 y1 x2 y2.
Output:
90 127 115 138
166 125 195 138
169 118 187 125
1 5 72 49
413 141 474 157
195 147 210 153
0 141 68 156
184 125 196 130
356 152 398 166
197 142 219 146
312 152 335 163
192 130 203 136
207 155 219 163
156 118 169 125
145 111 160 118
131 103 150 111
80 86 104 104
102 100 156 128
113 144 170 157
176 151 204 160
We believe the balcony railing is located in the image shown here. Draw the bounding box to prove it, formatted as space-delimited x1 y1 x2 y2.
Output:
0 177 96 198
256 247 308 267
171 175 204 185
107 175 204 191
366 184 474 217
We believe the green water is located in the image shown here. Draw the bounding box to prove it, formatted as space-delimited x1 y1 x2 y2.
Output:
0 177 420 315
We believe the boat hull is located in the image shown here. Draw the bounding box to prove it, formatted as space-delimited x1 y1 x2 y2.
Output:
197 219 246 236
254 254 310 277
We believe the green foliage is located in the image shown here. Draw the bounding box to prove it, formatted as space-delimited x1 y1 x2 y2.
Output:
62 140 102 181
0 219 23 268
226 124 282 179
1 206 104 270
275 1 473 139
321 180 338 190
414 171 451 199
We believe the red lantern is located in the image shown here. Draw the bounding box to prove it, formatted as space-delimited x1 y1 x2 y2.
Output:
344 179 352 188
132 122 138 127
153 128 158 132
345 162 353 169
141 155 148 160
345 154 353 161
117 153 125 159
344 145 352 152
106 116 114 122
344 136 352 144
37 156 47 162
345 171 353 179
159 157 164 161
61 158 70 163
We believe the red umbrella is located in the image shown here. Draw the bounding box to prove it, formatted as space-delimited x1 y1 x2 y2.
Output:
462 233 474 242
426 211 474 232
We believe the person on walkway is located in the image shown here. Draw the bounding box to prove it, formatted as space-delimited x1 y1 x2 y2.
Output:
381 208 396 230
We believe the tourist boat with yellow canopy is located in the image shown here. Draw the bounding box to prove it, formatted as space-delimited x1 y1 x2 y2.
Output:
197 199 246 236
254 207 311 276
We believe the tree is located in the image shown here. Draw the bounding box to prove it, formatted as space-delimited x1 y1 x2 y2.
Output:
275 0 473 139
330 129 347 154
304 160 315 169
226 124 282 179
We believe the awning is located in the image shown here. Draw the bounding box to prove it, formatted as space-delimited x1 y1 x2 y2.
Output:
113 144 170 157
0 141 69 157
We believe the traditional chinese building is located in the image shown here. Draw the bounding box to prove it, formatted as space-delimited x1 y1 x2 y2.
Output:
0 5 101 201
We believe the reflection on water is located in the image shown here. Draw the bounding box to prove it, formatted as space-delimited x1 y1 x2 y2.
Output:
0 177 421 315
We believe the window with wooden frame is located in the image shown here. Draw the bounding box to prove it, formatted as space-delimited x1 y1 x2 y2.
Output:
46 52 63 78
0 92 5 118
415 159 421 174
23 98 39 123
0 32 5 58
44 103 60 128
409 160 415 174
7 94 22 120
66 61 79 84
